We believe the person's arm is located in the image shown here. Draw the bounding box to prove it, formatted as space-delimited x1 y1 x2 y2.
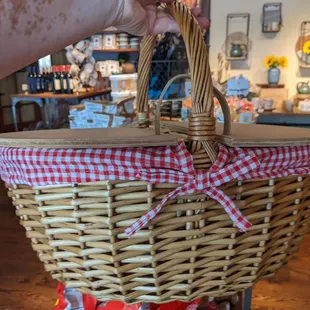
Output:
0 0 209 79
0 0 120 79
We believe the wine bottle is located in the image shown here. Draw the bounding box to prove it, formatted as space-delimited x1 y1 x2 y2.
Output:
66 65 73 94
27 67 34 94
53 66 61 94
46 67 53 92
32 67 38 94
41 68 46 92
36 67 42 93
60 65 67 94
31 67 38 94
52 66 56 94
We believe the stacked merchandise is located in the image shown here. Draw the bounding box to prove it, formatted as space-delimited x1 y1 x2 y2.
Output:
69 98 135 129
109 73 138 102
118 33 130 49
214 96 256 124
129 37 140 49
96 63 138 102
91 32 141 50
179 96 256 124
65 40 98 91
91 34 104 49
96 61 120 77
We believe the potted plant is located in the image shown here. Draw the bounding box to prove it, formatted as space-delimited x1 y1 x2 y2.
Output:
264 55 288 84
303 41 310 64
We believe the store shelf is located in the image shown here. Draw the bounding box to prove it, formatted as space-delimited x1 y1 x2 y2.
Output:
257 84 285 89
94 48 140 53
226 56 247 61
263 30 280 33
296 93 310 99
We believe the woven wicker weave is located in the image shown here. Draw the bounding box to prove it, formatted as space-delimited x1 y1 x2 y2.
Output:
7 177 310 303
4 2 310 304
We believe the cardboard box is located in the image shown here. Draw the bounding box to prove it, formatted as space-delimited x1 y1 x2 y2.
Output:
112 116 126 128
84 100 107 113
84 100 118 115
69 99 135 129
69 104 85 111
93 113 113 128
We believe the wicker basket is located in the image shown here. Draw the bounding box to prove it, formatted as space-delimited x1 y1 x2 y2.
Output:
2 2 310 305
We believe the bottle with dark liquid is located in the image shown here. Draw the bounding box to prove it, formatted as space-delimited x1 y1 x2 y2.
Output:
66 65 73 94
36 67 42 93
41 68 46 92
51 66 56 94
46 67 53 92
52 66 61 94
32 67 38 94
31 67 38 94
60 65 67 94
27 67 34 94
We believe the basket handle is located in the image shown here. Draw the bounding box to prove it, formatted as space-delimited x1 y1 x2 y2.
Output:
153 74 231 137
136 2 229 169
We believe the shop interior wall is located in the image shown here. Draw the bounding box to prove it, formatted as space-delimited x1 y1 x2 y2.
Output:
209 0 310 97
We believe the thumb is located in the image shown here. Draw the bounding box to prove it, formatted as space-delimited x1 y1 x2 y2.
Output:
152 11 180 34
115 0 150 36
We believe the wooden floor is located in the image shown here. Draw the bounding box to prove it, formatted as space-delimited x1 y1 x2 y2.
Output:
0 183 309 310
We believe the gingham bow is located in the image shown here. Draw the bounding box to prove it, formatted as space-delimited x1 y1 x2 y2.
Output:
125 144 260 237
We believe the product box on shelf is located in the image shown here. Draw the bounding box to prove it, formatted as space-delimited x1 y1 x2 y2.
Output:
91 34 103 49
109 73 138 93
103 33 117 49
96 61 120 77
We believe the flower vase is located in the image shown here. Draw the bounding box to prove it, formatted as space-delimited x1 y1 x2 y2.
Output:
306 54 310 65
268 67 280 85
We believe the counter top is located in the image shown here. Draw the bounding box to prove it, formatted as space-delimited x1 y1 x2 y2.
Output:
10 89 111 99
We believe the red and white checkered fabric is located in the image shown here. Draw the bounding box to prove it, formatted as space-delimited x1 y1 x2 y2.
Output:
0 142 310 237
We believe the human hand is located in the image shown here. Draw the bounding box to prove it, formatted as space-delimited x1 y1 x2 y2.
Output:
113 0 210 36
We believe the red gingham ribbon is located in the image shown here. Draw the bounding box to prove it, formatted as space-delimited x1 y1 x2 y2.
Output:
1 142 310 238
125 144 259 237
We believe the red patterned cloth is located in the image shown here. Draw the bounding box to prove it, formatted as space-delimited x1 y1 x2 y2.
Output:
0 143 309 237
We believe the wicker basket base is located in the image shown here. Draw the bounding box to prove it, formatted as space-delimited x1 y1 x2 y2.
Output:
7 176 310 303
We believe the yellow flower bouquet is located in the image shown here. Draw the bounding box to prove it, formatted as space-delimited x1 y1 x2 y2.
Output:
264 55 287 84
264 55 288 68
303 41 310 55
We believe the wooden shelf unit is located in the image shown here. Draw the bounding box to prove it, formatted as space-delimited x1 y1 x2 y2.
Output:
226 56 247 61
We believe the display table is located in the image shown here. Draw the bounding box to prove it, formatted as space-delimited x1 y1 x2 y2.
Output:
256 109 310 128
10 89 111 131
